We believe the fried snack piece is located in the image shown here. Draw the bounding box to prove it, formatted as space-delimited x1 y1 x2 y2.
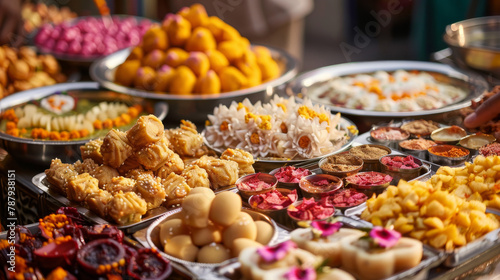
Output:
115 60 141 87
66 173 100 202
135 173 166 210
193 155 238 190
126 115 165 149
73 158 99 174
101 129 133 168
136 137 172 171
117 154 142 175
165 120 204 157
126 168 154 180
220 148 255 177
45 158 78 195
155 150 185 178
161 172 191 207
104 176 137 195
108 191 148 225
89 164 119 189
181 165 210 189
86 189 113 217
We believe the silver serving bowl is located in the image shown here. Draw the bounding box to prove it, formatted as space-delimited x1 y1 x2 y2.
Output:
285 61 488 132
90 45 298 123
444 16 500 77
0 82 167 166
379 155 423 185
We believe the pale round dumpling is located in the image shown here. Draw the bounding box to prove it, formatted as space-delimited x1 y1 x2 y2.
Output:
159 218 189 246
189 187 215 199
209 191 242 226
164 235 199 262
181 193 214 228
254 220 274 245
191 223 222 246
232 238 263 258
197 243 231 263
222 212 257 249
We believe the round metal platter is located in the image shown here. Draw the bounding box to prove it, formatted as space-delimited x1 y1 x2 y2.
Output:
285 60 489 118
202 115 358 171
90 45 298 123
0 82 167 166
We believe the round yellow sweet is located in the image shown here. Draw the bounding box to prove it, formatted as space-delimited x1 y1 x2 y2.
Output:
191 223 222 246
164 235 198 262
184 51 210 77
195 70 221 94
209 191 242 226
254 220 274 245
232 238 263 258
222 212 257 249
197 243 231 263
181 192 214 227
188 187 215 199
219 66 247 92
159 218 188 246
142 25 168 53
142 49 165 69
169 65 196 94
185 27 216 52
115 60 140 87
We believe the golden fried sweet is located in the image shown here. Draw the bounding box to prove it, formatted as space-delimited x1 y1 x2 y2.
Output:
182 3 209 29
195 70 221 94
133 66 157 91
184 51 209 77
236 59 261 88
181 165 210 189
155 150 185 177
220 23 241 42
117 154 142 175
89 164 119 189
66 173 99 202
257 56 280 82
165 120 204 157
7 60 31 80
0 68 7 86
101 129 133 168
222 212 257 249
153 65 176 92
209 191 241 227
164 235 198 262
219 66 247 92
80 139 104 164
126 115 165 148
181 192 214 228
45 158 78 195
197 243 231 263
163 14 191 47
203 16 225 42
220 148 255 177
205 49 229 73
161 172 191 207
108 191 148 225
169 65 196 94
159 218 189 246
217 41 244 62
136 137 172 171
191 223 222 246
193 155 238 190
185 27 216 52
115 60 141 87
142 49 165 69
164 48 189 67
135 173 166 210
86 189 113 217
126 168 154 180
39 54 60 75
104 176 137 195
141 25 168 53
126 46 143 61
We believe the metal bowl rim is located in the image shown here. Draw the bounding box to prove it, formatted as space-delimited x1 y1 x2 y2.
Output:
285 60 488 117
444 15 500 52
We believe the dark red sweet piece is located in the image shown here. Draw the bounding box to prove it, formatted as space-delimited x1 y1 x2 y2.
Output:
76 239 125 275
127 249 172 280
274 166 311 183
322 189 367 208
56 207 88 226
287 198 335 220
34 239 79 270
84 225 124 243
250 189 298 210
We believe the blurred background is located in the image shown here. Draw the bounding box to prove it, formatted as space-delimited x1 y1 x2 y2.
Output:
62 0 500 71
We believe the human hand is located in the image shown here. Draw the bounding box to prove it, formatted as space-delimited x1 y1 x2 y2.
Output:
463 90 500 128
0 0 23 45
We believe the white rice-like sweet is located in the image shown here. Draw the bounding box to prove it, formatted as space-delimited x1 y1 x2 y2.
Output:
204 96 349 159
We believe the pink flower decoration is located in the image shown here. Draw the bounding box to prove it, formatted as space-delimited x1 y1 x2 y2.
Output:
310 221 343 237
257 240 297 263
369 226 401 248
283 266 317 280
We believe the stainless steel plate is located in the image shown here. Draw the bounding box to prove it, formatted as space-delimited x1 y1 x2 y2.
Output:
0 82 167 166
202 115 358 172
90 46 298 123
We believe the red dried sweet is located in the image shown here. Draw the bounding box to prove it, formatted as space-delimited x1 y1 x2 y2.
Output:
322 189 367 208
287 198 335 220
250 189 298 210
274 166 311 183
127 248 172 280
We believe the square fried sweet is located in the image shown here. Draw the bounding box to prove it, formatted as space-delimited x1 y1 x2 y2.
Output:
135 173 166 210
73 158 99 174
126 115 165 148
104 176 137 195
220 148 255 177
80 139 104 164
181 165 210 189
88 164 119 189
154 151 185 178
161 172 191 208
126 168 154 180
100 129 133 168
45 158 79 195
135 137 172 171
117 154 142 175
165 120 204 157
193 155 239 190
108 191 147 225
66 173 100 202
86 189 113 217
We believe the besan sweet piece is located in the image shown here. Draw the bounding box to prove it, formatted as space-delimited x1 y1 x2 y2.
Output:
164 235 198 262
159 218 189 246
191 223 222 246
188 187 215 199
197 243 231 263
181 193 214 228
209 191 242 226
222 212 257 249
254 221 274 245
